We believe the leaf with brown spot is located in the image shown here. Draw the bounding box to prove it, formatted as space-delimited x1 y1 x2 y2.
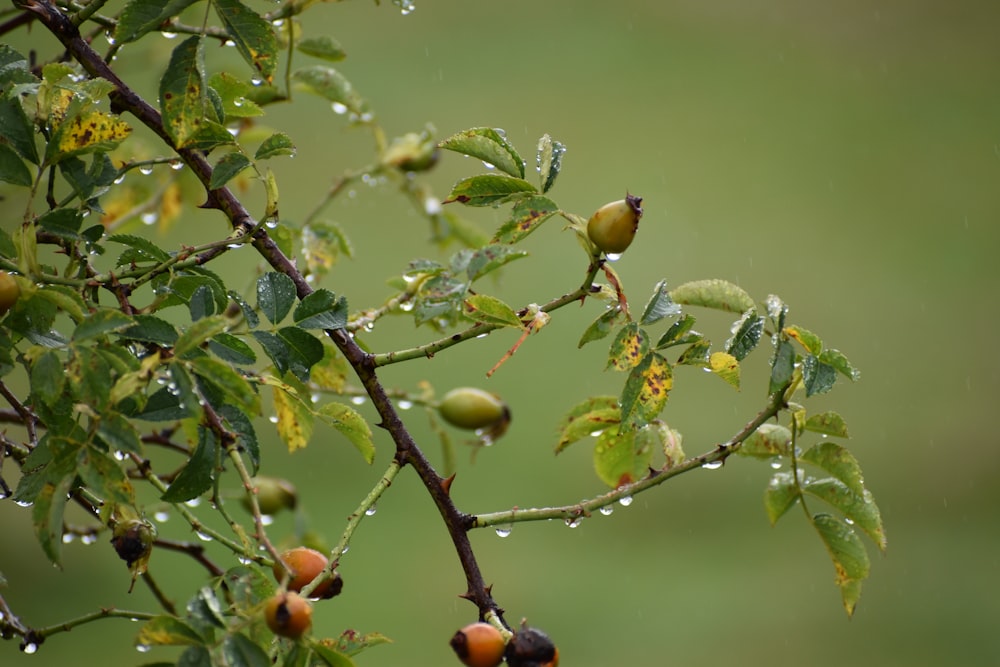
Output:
619 352 672 428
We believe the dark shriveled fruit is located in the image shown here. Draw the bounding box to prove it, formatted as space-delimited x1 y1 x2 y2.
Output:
504 625 559 667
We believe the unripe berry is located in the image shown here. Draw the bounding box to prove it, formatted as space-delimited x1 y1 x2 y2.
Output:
264 592 312 639
273 547 343 600
242 476 297 515
438 387 510 432
504 625 559 667
450 622 505 667
0 271 21 316
586 193 643 255
382 131 440 172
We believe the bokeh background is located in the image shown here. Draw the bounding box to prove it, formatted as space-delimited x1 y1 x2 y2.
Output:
2 0 999 665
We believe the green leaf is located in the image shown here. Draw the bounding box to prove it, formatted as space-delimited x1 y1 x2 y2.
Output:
655 314 698 349
208 72 264 118
593 426 653 488
33 475 73 566
310 643 357 667
255 132 296 160
159 37 207 148
803 477 886 552
219 405 259 473
208 333 257 364
536 133 565 193
228 290 259 330
252 331 289 375
810 513 870 617
578 306 623 348
73 308 134 342
222 633 270 667
639 280 680 325
77 445 133 504
439 127 524 179
190 356 260 416
675 338 711 367
38 209 84 240
670 279 754 314
136 615 205 646
725 310 765 361
784 325 823 355
799 441 864 496
491 195 559 244
213 0 279 82
803 411 850 438
302 222 352 282
318 401 375 463
174 315 229 358
96 411 143 454
257 272 297 325
462 294 523 328
738 423 791 458
0 142 31 186
293 289 348 330
119 315 179 346
332 629 393 657
292 66 365 115
802 354 837 397
619 352 672 427
108 233 173 263
769 338 795 394
708 351 740 389
466 244 529 282
209 151 252 189
820 348 860 381
31 351 65 406
0 95 39 164
116 0 200 43
764 471 800 525
161 428 217 503
277 326 324 382
297 36 346 61
443 174 537 207
555 396 620 453
607 323 648 371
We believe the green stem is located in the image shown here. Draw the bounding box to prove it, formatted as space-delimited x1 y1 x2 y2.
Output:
30 608 157 641
472 386 789 529
299 458 402 598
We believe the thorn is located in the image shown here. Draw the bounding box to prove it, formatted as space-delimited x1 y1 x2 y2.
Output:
458 591 474 601
440 473 456 495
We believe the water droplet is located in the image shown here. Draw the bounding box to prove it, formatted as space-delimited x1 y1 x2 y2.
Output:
62 533 76 544
14 499 33 508
237 555 253 565
398 400 413 410
351 396 366 405
136 644 151 653
599 505 614 516
104 31 116 45
269 414 279 424
605 252 623 262
589 429 604 437
113 450 128 461
271 18 284 27
250 76 263 86
475 332 489 339
364 505 377 516
618 495 633 507
170 160 184 170
233 97 245 107
423 196 442 215
226 125 239 137
223 39 235 47
113 174 126 184
398 0 415 15
363 321 375 332
400 301 414 312
81 533 98 545
140 212 158 226
195 530 213 542
260 515 274 526
331 102 348 115
769 458 782 470
154 511 170 522
162 31 177 39
138 165 154 175
21 642 38 654
185 497 202 508
702 460 724 470
565 517 582 528
844 517 855 525
495 526 512 538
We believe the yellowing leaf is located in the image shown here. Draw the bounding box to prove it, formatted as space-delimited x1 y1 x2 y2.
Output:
709 351 740 389
272 383 313 452
55 111 131 159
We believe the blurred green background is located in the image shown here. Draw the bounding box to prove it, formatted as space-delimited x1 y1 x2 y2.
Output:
2 0 999 665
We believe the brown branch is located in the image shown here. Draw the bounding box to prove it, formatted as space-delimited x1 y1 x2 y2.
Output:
22 0 504 623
